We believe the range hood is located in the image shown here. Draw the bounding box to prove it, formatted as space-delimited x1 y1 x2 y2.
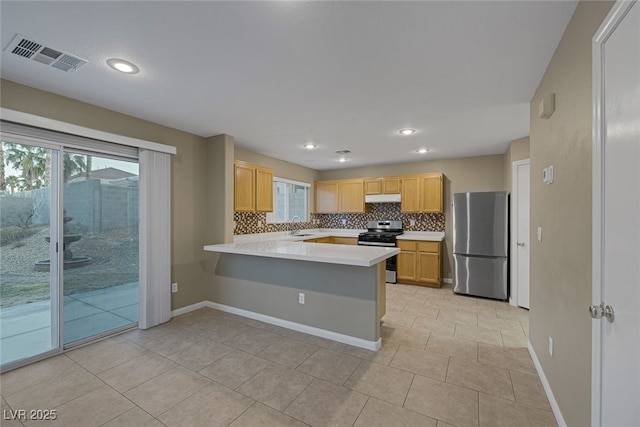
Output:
365 194 401 203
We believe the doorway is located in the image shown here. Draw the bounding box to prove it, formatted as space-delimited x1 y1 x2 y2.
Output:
592 1 639 425
0 140 140 369
511 159 530 309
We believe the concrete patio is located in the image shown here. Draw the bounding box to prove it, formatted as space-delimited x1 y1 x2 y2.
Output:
0 282 138 366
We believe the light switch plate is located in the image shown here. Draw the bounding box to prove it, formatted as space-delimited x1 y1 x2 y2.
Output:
543 165 554 184
537 227 543 242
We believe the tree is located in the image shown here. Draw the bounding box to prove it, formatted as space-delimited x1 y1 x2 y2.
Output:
5 175 19 194
3 143 47 191
63 153 87 182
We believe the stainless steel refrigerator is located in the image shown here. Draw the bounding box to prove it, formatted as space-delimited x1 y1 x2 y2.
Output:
453 191 509 300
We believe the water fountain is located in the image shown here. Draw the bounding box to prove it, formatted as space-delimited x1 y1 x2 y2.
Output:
35 213 92 271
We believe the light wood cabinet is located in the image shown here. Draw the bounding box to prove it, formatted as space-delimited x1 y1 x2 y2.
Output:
338 179 365 213
315 181 339 213
316 173 442 214
315 179 364 213
303 236 357 245
304 236 333 243
364 178 382 195
255 166 274 212
397 239 441 287
401 176 421 212
331 237 357 245
364 176 402 195
401 173 443 213
420 174 444 213
234 161 273 212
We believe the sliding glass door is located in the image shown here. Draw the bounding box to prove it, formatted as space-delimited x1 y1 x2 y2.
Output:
0 141 60 367
62 151 139 345
1 140 140 369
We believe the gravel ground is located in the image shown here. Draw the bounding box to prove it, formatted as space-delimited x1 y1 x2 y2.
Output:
1 227 138 308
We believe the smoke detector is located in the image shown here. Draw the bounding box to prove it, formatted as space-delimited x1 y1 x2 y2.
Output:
4 34 88 72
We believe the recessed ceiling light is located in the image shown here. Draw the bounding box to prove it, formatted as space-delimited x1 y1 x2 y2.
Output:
416 148 429 154
338 157 347 163
106 58 140 74
399 129 416 136
303 143 317 149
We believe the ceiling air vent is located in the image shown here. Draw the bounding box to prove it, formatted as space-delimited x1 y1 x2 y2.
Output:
4 34 88 72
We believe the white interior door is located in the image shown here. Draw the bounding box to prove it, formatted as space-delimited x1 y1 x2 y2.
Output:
593 1 640 426
512 160 530 309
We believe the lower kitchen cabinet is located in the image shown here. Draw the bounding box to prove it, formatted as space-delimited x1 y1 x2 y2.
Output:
303 236 357 245
397 240 441 287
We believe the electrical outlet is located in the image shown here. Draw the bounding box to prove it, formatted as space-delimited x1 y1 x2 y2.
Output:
409 219 416 226
172 282 178 293
341 219 347 225
298 292 305 304
258 220 262 228
548 336 554 356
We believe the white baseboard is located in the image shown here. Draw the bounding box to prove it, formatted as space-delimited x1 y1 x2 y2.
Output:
171 301 207 317
204 301 381 352
443 278 453 284
528 341 566 427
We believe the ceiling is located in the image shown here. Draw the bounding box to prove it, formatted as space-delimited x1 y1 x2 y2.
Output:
0 1 577 170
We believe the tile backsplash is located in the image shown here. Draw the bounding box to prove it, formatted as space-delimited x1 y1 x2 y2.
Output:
234 203 445 235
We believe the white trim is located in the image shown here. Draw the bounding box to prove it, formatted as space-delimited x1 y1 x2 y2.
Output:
273 176 311 187
510 159 530 307
173 301 381 351
591 2 636 425
528 341 567 427
171 301 208 317
443 278 453 284
1 108 177 155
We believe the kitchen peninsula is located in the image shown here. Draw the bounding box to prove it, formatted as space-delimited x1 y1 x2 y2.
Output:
204 238 399 350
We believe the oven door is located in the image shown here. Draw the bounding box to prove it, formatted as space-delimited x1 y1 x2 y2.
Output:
357 241 398 283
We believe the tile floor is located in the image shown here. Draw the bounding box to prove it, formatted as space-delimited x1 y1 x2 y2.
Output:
0 283 557 427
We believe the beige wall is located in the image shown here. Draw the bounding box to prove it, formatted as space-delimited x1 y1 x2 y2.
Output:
529 2 613 426
1 79 210 310
318 154 506 279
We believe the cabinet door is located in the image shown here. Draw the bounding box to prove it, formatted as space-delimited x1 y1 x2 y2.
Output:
339 180 364 213
401 176 420 212
417 251 440 284
332 237 357 245
234 163 256 211
255 166 273 212
420 174 443 213
316 182 339 213
382 177 402 194
397 250 417 281
364 179 382 195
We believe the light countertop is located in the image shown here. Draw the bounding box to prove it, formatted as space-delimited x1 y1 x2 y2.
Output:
397 231 445 242
204 240 400 267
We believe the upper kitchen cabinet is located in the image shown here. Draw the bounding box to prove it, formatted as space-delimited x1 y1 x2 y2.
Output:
315 179 365 213
234 160 273 212
338 179 365 213
401 173 444 213
315 181 339 213
420 173 443 212
364 177 402 195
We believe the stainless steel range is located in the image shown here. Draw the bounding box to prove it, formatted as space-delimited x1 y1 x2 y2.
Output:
357 220 403 283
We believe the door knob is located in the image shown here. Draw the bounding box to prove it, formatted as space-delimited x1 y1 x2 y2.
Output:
517 241 525 246
590 303 615 323
589 303 604 319
603 305 614 322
